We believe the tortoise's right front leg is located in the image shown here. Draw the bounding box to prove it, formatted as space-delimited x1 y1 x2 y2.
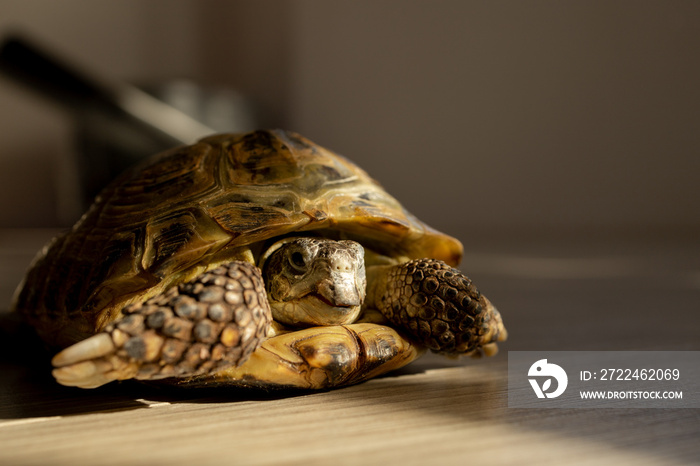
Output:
52 262 271 388
366 259 507 356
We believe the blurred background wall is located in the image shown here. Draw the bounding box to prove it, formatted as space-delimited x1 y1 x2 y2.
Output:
1 0 698 243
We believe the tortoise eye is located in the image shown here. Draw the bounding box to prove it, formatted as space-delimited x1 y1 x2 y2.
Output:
290 251 307 271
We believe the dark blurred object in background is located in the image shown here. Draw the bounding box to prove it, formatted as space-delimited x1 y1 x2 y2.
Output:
77 80 258 206
0 34 259 216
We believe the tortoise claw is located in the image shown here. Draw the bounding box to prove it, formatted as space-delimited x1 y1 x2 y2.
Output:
52 333 115 367
52 357 137 389
51 333 139 388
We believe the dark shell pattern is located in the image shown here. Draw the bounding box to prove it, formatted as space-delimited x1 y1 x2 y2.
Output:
14 130 462 348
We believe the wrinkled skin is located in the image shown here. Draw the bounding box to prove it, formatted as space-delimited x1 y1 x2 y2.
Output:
262 238 366 327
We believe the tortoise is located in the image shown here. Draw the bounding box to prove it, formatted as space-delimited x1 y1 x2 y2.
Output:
13 129 507 390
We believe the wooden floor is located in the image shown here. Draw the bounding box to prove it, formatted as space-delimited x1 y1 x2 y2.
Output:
1 228 699 465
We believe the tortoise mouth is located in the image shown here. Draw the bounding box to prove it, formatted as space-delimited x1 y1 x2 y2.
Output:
308 292 357 309
301 294 362 323
270 294 362 327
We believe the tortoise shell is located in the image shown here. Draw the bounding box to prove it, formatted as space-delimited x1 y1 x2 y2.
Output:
14 129 462 348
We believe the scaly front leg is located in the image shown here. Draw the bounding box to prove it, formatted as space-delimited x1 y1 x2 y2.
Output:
366 259 507 356
51 262 271 388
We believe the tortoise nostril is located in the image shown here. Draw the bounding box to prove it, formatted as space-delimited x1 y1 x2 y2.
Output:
332 257 354 273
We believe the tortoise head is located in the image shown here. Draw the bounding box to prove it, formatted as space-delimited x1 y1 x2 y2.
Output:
260 237 366 327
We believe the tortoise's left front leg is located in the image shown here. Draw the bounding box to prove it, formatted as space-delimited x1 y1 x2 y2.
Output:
366 259 507 356
52 262 271 388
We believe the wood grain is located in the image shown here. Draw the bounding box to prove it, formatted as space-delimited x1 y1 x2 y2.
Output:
1 229 699 465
